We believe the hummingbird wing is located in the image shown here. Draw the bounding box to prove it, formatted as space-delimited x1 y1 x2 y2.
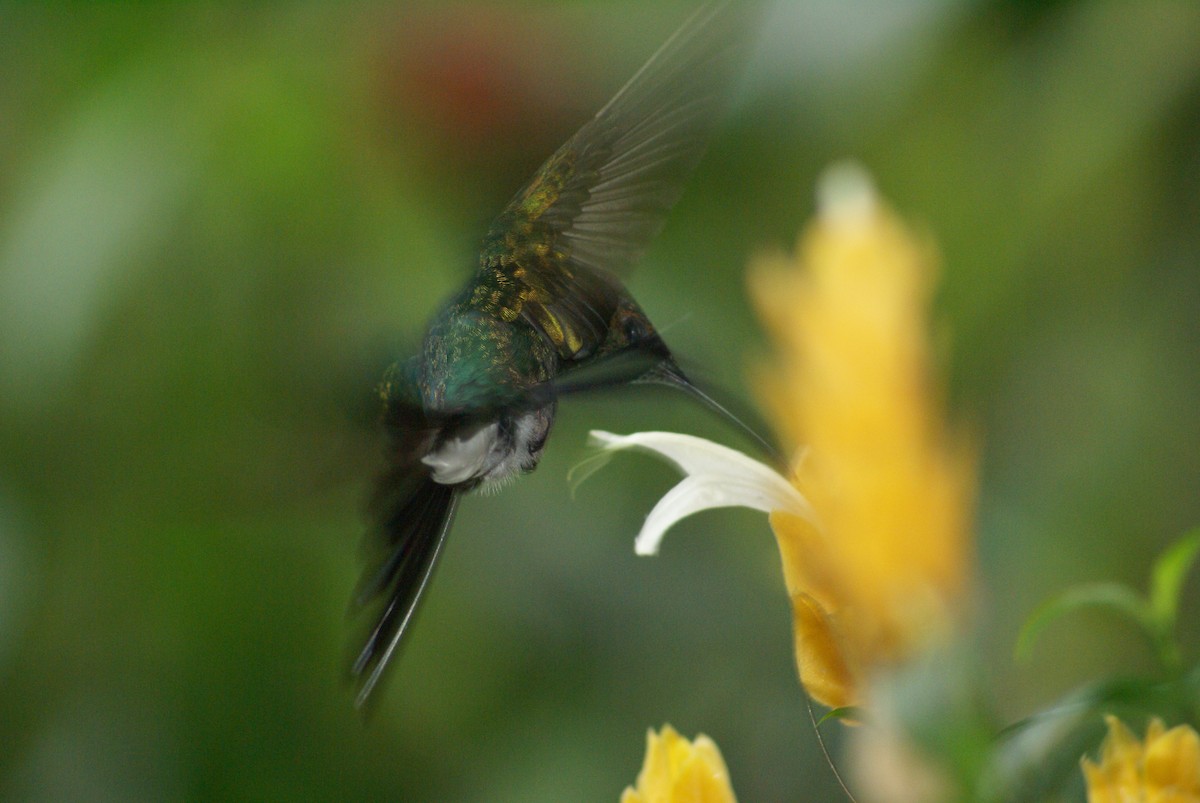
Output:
478 0 753 358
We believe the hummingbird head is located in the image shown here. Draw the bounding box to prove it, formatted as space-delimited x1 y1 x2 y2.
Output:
609 299 671 360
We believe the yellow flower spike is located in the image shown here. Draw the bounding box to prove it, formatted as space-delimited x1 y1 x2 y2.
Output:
621 725 737 803
749 163 975 707
1082 715 1200 802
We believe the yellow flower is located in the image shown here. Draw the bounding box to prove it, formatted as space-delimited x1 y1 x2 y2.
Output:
748 165 974 708
621 725 737 803
1082 715 1200 802
589 165 974 710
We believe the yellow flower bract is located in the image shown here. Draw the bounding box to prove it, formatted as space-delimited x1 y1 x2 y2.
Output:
1083 715 1200 802
621 725 737 803
749 166 975 709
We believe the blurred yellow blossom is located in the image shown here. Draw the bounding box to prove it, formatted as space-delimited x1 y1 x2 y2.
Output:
1082 715 1200 803
589 165 974 710
748 164 975 708
620 725 737 803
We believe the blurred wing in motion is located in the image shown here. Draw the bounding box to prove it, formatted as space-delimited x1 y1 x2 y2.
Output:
477 0 755 359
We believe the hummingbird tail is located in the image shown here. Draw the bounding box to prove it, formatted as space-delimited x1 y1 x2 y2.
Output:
351 473 461 709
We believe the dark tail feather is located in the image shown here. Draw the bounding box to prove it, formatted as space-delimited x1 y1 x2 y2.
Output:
351 475 460 709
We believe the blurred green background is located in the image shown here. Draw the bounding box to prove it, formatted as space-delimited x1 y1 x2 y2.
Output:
2 1 1199 800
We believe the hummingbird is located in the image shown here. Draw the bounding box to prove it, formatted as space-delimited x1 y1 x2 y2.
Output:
350 1 767 707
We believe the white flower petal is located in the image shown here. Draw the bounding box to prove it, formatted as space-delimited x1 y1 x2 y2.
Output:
588 430 815 555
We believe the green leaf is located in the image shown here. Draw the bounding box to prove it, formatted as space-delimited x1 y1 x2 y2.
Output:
817 706 866 727
996 675 1178 741
1015 582 1150 662
1149 526 1200 629
1186 666 1200 719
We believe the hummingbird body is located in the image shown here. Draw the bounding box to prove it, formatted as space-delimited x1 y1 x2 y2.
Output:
403 222 665 488
351 1 759 706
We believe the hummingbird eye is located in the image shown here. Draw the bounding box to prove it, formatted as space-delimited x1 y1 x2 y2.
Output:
622 316 648 342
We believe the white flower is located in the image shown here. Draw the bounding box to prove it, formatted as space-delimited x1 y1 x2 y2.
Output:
587 430 814 556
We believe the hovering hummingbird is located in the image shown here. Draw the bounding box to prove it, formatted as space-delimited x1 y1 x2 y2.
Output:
350 1 767 706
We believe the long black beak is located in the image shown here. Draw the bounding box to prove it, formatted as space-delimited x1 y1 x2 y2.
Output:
637 358 785 467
